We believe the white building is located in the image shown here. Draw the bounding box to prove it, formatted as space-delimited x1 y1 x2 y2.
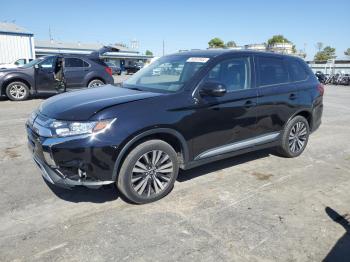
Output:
0 22 35 64
307 60 350 75
245 43 267 51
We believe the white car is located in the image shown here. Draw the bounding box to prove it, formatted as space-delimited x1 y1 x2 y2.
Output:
0 58 33 69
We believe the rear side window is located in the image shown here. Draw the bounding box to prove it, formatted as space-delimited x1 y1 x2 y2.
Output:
258 56 289 86
288 59 308 82
65 58 84 68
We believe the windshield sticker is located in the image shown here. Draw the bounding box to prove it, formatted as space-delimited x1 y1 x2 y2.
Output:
186 57 209 63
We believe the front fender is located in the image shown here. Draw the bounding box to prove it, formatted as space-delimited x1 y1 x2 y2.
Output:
111 127 189 181
1 73 34 95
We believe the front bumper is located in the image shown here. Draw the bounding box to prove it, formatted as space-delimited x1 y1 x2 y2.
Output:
26 119 118 188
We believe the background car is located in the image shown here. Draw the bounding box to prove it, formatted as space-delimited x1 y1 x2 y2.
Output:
106 62 121 75
0 58 33 69
0 53 114 101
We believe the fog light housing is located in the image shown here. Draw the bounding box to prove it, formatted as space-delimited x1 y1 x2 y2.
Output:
43 150 57 168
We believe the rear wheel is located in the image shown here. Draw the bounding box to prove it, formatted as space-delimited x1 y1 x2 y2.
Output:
278 115 310 158
117 140 179 204
87 79 104 88
5 81 30 101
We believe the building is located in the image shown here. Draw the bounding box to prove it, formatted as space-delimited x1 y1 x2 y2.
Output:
307 60 350 75
35 40 152 70
0 22 35 63
245 43 267 51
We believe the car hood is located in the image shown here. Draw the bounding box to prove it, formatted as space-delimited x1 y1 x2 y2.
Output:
39 85 162 121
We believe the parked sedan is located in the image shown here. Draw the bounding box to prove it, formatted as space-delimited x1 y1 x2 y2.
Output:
0 48 115 101
106 62 121 75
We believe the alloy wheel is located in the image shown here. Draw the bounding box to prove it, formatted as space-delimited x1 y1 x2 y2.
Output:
88 80 104 88
288 121 307 153
9 84 26 99
131 150 174 197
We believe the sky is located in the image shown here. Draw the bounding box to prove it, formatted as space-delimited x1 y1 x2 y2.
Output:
1 0 349 59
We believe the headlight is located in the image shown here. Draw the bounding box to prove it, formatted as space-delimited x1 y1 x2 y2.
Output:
50 119 116 137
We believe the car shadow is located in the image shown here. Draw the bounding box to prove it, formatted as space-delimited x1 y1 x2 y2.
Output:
45 180 120 203
177 148 273 182
323 207 350 262
45 148 275 204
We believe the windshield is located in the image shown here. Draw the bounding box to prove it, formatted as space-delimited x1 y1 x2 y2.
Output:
20 58 43 69
123 55 210 92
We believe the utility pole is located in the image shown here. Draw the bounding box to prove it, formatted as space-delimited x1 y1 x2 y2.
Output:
49 26 53 41
162 40 165 56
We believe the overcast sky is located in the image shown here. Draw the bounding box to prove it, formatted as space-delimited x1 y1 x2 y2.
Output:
2 0 349 59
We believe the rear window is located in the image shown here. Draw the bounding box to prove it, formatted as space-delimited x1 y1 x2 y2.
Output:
288 59 308 82
258 56 289 86
65 58 84 68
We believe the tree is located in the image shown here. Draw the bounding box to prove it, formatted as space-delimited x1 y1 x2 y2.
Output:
345 48 350 57
226 41 237 48
315 42 324 52
145 50 153 56
267 35 291 46
208 38 225 48
314 46 336 61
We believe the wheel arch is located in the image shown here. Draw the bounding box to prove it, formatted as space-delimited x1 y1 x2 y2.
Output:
1 77 32 96
112 128 189 181
285 109 313 131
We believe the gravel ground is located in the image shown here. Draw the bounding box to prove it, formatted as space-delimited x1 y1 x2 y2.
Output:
0 85 349 262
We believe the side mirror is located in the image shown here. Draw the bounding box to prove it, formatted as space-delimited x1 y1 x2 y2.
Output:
199 82 227 97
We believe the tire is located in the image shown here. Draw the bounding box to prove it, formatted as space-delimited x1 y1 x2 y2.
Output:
87 79 105 88
278 115 310 158
5 81 30 101
117 140 179 204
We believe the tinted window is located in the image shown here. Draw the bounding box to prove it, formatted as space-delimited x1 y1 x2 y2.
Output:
258 57 289 86
205 57 251 92
39 57 55 69
83 61 90 67
65 58 84 68
288 59 308 82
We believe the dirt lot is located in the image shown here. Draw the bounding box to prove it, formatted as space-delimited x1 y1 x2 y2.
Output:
0 85 349 262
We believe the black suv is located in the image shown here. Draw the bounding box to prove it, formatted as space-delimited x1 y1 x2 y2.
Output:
0 50 114 101
26 50 323 204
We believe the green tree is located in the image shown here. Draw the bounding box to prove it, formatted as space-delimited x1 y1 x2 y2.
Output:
267 35 291 46
314 46 336 61
145 50 153 56
208 38 225 48
345 48 350 57
226 41 237 48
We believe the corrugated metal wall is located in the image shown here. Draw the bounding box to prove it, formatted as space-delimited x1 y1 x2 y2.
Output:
0 33 35 63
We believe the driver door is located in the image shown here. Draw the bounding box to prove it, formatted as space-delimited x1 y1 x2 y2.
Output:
191 55 259 160
35 56 57 93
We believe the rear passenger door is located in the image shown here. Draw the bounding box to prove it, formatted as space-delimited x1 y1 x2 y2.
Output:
64 57 90 89
255 55 299 136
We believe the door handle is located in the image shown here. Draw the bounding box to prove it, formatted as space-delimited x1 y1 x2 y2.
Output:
289 93 297 100
244 100 255 108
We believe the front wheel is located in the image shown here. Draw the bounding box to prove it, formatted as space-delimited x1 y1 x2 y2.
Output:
278 115 310 158
117 140 179 204
6 81 30 101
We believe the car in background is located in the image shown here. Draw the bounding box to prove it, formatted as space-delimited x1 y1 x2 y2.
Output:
125 62 144 74
0 52 114 101
106 62 121 75
0 58 33 69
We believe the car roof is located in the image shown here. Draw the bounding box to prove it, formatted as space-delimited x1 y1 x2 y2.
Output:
170 49 301 60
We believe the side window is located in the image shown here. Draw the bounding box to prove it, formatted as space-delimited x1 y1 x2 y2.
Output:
83 61 90 67
15 59 25 65
204 57 251 92
65 58 84 68
39 57 55 69
288 59 308 82
258 57 289 86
